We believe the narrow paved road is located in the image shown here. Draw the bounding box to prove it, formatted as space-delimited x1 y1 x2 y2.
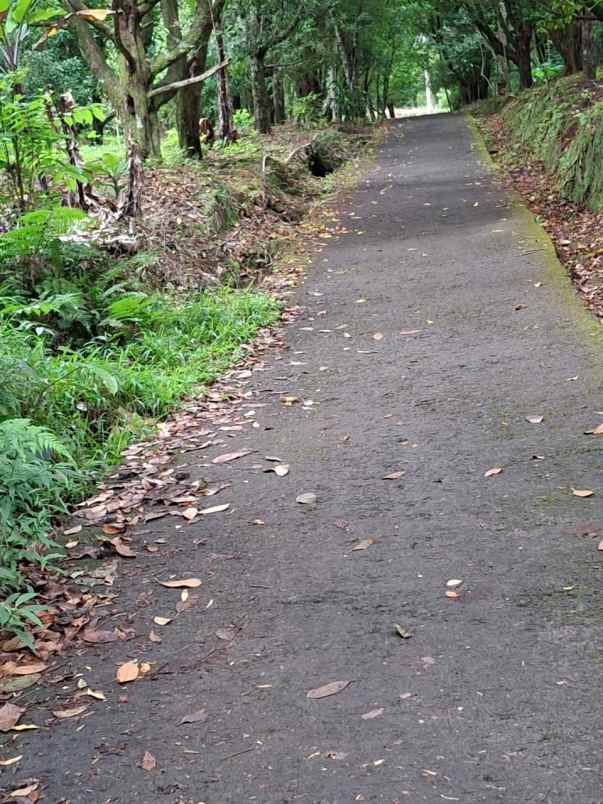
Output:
14 115 603 803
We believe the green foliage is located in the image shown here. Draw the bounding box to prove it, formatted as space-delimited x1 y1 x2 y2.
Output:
502 77 603 210
290 93 322 127
0 417 73 647
0 78 86 210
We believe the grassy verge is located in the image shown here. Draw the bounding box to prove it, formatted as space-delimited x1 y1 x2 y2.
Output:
471 76 603 322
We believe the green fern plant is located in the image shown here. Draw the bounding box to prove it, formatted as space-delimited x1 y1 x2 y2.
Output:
0 418 72 591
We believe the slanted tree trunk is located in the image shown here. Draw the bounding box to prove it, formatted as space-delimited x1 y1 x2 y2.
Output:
515 25 534 89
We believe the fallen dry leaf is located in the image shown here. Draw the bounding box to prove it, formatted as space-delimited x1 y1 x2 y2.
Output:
0 703 25 732
116 661 140 684
383 471 404 480
296 493 316 505
361 708 384 720
399 692 414 700
153 616 172 626
265 464 290 477
0 755 21 767
352 538 375 551
446 579 463 589
590 423 603 436
598 539 603 552
372 332 384 341
307 680 351 699
181 507 198 521
484 467 503 477
2 662 46 676
280 395 300 406
215 628 235 641
81 627 118 644
200 503 230 515
180 708 208 724
63 525 82 536
9 783 38 798
526 416 544 424
159 578 202 589
572 488 594 498
109 537 136 558
394 624 413 639
149 630 162 643
53 705 88 719
141 751 157 771
86 689 106 701
102 523 126 535
212 449 253 464
446 590 460 599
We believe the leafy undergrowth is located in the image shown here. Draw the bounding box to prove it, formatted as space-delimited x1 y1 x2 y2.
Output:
473 77 603 321
135 124 372 288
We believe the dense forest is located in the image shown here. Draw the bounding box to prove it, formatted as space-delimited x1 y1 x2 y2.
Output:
0 0 601 642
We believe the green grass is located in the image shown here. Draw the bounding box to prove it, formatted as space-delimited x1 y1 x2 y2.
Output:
2 287 279 470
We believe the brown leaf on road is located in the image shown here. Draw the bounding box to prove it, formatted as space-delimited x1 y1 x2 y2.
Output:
63 525 82 536
180 709 208 724
589 423 603 436
181 507 199 521
0 703 25 732
383 471 404 480
153 616 172 626
212 450 253 464
141 751 157 771
400 329 422 336
148 630 162 643
361 707 384 720
484 467 503 477
53 705 88 719
1 662 46 676
116 661 140 684
598 539 603 552
334 519 348 529
8 782 38 798
102 523 126 535
159 578 202 589
526 415 544 424
307 680 351 700
572 488 594 498
109 537 136 558
352 538 375 551
201 503 230 515
81 627 118 644
215 628 235 641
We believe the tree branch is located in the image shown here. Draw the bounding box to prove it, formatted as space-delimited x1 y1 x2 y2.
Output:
147 59 228 98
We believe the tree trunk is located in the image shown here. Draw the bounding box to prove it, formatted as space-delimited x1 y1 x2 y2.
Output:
424 70 435 111
215 30 234 140
516 36 533 89
326 64 339 122
387 102 395 119
251 53 272 134
272 68 286 125
177 79 202 158
122 74 162 160
582 16 596 80
551 23 583 75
